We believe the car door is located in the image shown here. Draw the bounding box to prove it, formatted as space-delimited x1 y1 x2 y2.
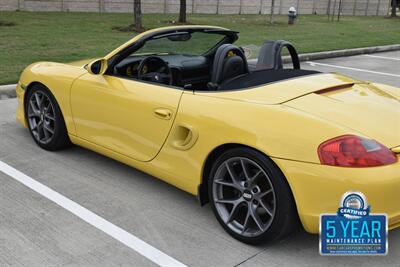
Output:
70 73 183 162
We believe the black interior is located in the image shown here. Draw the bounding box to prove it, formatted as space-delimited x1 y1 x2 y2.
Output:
114 54 211 89
136 56 173 85
111 32 321 91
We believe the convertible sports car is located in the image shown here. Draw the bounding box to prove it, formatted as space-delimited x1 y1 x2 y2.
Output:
16 25 400 244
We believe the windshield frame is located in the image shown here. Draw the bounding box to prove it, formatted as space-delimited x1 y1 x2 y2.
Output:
133 29 237 57
106 27 238 72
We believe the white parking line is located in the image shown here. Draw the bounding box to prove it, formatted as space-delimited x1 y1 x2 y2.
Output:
306 61 400 78
0 160 186 267
362 54 400 61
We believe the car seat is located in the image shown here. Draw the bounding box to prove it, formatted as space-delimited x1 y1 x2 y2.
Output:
207 44 249 90
256 40 300 70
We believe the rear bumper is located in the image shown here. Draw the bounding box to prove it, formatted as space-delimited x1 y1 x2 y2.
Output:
274 157 400 234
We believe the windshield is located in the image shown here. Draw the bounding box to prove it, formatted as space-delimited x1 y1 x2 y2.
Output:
133 31 227 56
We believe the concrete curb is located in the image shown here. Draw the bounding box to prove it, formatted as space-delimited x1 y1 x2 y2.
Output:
294 44 400 62
0 84 17 99
249 44 400 64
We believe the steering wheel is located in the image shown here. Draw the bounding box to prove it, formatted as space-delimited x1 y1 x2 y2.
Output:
137 56 172 85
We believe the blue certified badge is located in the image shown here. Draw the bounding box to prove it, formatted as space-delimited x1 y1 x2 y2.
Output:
320 192 388 255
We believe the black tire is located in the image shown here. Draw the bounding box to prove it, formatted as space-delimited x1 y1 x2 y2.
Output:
25 84 71 151
208 147 298 244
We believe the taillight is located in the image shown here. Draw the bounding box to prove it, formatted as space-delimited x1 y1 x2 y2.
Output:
318 135 397 167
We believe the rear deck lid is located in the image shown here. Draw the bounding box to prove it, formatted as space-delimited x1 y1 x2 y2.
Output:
286 83 400 148
196 73 360 104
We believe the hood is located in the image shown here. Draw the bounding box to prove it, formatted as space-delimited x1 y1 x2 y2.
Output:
285 82 400 148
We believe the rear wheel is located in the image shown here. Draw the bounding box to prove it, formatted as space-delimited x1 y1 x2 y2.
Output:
25 84 70 151
208 147 298 244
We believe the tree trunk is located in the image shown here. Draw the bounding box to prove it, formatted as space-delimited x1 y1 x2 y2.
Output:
337 0 342 21
134 0 142 32
179 0 187 23
269 0 275 24
392 0 398 17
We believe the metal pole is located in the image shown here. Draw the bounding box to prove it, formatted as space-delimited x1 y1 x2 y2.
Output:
332 0 337 21
327 0 331 15
327 0 331 19
365 0 370 16
279 0 282 15
259 0 263 14
239 0 243 14
192 0 195 14
164 0 167 14
296 0 300 13
376 0 381 16
353 0 357 16
18 0 27 10
270 0 275 23
216 0 220 14
312 0 316 14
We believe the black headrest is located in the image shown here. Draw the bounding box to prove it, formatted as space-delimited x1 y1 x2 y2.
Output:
257 40 300 70
221 56 245 81
210 44 249 86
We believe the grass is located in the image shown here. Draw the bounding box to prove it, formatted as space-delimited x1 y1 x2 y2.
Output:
0 11 399 84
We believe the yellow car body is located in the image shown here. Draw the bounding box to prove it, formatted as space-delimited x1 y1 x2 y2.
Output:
16 25 400 234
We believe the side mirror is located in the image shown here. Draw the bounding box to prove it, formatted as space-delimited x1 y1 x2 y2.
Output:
87 58 108 75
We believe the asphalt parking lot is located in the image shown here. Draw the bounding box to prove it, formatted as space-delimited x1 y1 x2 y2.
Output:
0 51 399 266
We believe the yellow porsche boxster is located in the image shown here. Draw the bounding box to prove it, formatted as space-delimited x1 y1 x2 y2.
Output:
16 25 400 244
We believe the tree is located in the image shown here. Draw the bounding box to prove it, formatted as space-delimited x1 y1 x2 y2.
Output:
179 0 187 23
269 0 276 24
392 0 398 17
134 0 142 32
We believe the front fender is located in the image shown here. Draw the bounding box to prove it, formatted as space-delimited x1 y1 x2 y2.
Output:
18 62 87 135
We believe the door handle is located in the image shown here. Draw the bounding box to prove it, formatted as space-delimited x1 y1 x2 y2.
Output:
154 108 172 120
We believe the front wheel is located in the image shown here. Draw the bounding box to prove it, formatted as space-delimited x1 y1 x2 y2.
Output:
208 147 298 244
25 84 71 151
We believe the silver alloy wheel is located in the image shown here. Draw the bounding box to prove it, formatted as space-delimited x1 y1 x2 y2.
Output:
212 157 276 237
27 91 56 144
